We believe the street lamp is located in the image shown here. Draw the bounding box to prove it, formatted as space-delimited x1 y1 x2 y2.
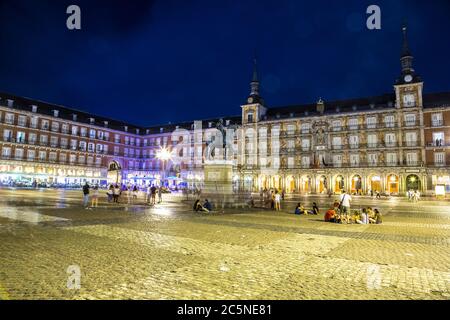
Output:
156 147 172 188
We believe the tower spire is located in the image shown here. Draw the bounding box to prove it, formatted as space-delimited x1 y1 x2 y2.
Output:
400 22 414 75
250 56 260 97
396 22 420 84
252 57 258 82
401 22 412 58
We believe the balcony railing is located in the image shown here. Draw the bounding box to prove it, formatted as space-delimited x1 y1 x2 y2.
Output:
403 120 420 127
431 120 444 127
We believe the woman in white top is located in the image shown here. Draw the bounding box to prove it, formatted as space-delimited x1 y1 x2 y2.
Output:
274 192 281 211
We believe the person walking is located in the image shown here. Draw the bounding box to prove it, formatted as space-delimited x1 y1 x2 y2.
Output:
82 182 90 209
91 185 99 208
339 190 352 224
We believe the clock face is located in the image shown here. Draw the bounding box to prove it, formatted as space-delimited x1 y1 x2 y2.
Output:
404 74 413 83
247 97 254 103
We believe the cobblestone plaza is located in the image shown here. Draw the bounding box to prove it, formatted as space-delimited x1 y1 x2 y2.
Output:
0 189 449 300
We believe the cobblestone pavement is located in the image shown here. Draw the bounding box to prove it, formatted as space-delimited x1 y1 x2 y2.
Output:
0 188 449 300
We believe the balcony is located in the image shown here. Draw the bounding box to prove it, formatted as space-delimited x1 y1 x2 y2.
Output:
404 141 418 147
427 141 448 148
384 122 396 128
347 125 360 130
403 120 419 127
431 120 444 127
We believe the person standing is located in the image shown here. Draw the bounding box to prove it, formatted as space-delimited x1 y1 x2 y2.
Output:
146 184 152 204
151 185 157 205
270 191 275 210
82 182 90 209
339 190 352 224
91 185 99 208
274 191 281 211
158 186 163 204
113 184 120 203
126 185 132 204
132 185 138 202
107 184 114 203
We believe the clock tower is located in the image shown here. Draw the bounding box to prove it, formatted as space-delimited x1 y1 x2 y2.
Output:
394 23 423 108
241 58 266 124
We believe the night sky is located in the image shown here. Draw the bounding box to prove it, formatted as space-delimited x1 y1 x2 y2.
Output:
0 0 449 126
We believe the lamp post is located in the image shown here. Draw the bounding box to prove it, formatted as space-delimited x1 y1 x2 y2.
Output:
156 147 172 188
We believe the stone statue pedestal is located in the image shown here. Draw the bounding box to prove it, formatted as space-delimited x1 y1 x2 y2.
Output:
201 160 250 209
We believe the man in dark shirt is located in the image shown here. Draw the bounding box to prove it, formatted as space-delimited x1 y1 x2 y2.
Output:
150 185 157 205
82 182 90 208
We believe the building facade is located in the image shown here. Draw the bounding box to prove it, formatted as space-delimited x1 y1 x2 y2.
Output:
0 26 449 195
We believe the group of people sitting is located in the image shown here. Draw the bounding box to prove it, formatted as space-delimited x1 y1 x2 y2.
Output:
193 199 212 212
294 202 320 215
293 200 383 225
324 206 382 224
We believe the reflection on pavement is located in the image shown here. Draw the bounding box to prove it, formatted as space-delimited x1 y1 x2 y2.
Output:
0 207 69 224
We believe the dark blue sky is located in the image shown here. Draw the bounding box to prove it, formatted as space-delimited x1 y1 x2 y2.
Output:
0 0 449 126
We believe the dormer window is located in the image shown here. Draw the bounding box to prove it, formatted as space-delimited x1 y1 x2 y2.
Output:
146 129 150 134
136 128 140 134
104 121 108 128
72 114 77 121
352 105 357 111
124 126 128 132
160 127 164 133
32 105 38 113
7 99 13 107
90 118 95 125
208 122 212 128
53 110 59 117
226 120 230 126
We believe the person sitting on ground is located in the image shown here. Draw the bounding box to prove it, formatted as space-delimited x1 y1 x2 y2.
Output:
324 208 336 222
333 199 340 212
194 199 209 212
373 208 382 224
294 203 302 215
193 199 209 212
203 199 212 211
360 208 369 224
353 211 364 224
295 203 307 215
309 202 319 215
